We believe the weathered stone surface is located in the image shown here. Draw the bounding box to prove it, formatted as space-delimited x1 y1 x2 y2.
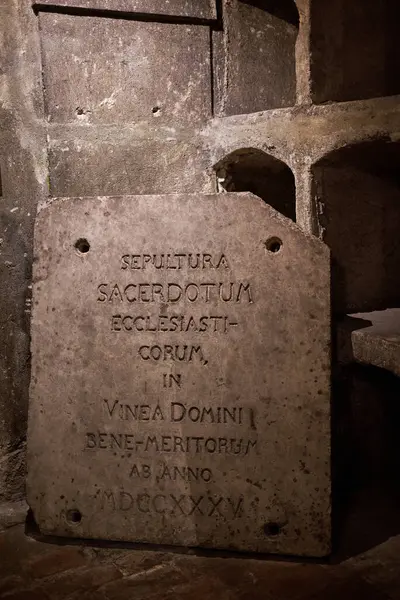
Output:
0 500 28 532
338 310 400 378
39 13 212 125
28 192 330 556
33 0 217 19
2 0 400 548
47 135 214 197
0 0 48 503
220 0 298 115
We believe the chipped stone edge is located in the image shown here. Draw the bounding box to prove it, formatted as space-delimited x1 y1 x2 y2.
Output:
36 192 330 252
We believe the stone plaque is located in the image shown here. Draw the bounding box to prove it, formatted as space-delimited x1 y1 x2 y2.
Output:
28 193 331 557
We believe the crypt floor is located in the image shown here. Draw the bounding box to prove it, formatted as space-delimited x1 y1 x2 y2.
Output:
1 486 400 600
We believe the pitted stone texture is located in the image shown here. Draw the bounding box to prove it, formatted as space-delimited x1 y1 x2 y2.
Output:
0 500 28 531
39 13 212 125
338 310 400 378
47 136 213 197
222 0 298 115
28 193 331 557
33 0 217 18
0 0 48 503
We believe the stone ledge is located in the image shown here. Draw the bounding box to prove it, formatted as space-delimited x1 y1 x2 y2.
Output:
337 309 400 377
208 95 400 166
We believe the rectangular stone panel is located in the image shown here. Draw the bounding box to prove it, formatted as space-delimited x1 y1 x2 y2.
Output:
47 136 213 196
39 13 212 125
28 193 331 557
222 1 297 115
33 0 217 19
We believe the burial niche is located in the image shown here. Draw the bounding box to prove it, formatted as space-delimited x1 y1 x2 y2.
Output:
311 0 400 103
223 0 299 115
215 148 296 221
312 140 400 314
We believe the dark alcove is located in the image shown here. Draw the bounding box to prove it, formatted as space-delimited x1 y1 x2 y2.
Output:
312 140 400 314
215 148 296 221
311 0 400 103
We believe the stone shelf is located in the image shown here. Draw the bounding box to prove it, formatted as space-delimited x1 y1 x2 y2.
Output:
209 95 400 165
338 309 400 377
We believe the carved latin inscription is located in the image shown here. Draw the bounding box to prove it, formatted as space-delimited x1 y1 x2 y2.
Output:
28 193 331 556
85 249 258 518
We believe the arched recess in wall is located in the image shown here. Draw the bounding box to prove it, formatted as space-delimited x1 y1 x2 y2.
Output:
312 140 400 314
223 0 299 115
310 0 400 103
215 148 296 221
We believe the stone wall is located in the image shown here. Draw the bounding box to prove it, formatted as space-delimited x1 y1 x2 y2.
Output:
1 0 400 504
0 0 47 503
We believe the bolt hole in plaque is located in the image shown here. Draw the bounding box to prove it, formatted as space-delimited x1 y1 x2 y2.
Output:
263 522 282 536
265 237 283 254
66 509 82 525
74 238 90 254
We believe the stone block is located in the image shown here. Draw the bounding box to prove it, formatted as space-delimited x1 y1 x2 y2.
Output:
47 137 213 196
39 13 212 125
33 0 217 19
222 0 298 115
28 192 331 556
